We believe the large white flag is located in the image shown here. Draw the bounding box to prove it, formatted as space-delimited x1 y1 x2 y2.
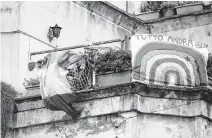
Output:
130 34 209 87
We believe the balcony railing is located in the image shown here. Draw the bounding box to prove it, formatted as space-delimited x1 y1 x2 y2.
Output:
28 37 130 89
30 38 126 56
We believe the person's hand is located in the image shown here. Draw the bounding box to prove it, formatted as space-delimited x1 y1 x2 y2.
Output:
57 51 69 64
57 50 76 68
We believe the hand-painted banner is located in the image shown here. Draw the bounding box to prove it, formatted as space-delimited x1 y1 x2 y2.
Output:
131 34 209 87
135 34 209 49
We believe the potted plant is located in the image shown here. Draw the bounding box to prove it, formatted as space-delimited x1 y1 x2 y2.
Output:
136 1 163 21
23 77 40 96
176 1 204 15
203 1 212 10
93 48 132 87
159 2 177 17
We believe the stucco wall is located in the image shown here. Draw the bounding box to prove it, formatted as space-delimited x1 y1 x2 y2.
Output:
1 34 20 90
10 82 212 138
1 2 20 90
1 1 131 94
146 11 212 54
11 113 212 138
135 114 212 138
1 1 20 32
2 1 212 94
10 112 136 138
19 2 130 49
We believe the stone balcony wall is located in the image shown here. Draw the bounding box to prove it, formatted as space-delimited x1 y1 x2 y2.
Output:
7 82 212 138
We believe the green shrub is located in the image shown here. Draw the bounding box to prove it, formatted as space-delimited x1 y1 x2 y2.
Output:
94 49 132 74
23 77 40 87
140 1 164 12
1 82 17 138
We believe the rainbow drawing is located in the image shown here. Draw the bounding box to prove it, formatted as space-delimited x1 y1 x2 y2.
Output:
132 42 208 87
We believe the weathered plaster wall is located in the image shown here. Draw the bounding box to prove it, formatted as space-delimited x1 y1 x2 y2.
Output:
11 113 212 138
1 34 20 89
10 112 137 138
9 82 212 138
2 2 212 137
19 1 131 49
145 11 212 53
1 1 132 94
1 1 20 31
1 2 20 91
135 114 212 138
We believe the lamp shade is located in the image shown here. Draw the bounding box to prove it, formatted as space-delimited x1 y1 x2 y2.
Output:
50 24 62 38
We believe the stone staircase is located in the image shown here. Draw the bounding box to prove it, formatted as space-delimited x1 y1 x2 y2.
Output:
8 82 212 138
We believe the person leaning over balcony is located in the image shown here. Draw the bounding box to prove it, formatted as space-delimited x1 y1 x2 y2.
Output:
29 50 85 120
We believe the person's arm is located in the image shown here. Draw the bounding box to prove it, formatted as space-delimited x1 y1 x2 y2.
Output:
57 51 70 65
56 51 74 67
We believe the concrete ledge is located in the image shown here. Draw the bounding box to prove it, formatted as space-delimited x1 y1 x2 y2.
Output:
18 82 212 103
144 10 212 33
73 1 148 33
11 112 212 138
13 93 212 128
13 94 136 128
13 82 212 129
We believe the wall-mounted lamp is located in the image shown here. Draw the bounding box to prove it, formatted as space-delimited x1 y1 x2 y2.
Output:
47 24 62 42
51 24 62 38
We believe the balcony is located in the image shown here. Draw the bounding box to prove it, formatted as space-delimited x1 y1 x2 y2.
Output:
9 81 212 138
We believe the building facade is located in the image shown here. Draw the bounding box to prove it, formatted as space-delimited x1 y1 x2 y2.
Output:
1 1 212 138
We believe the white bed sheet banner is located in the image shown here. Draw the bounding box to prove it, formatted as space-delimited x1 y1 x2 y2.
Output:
130 34 209 87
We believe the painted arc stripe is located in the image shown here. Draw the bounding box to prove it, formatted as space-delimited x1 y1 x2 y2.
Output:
144 54 196 85
150 59 192 86
134 51 198 85
163 69 185 86
165 71 181 86
149 63 189 86
150 60 192 86
132 42 207 85
137 50 200 85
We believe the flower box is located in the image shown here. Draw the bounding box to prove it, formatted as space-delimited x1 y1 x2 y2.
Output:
176 4 204 15
202 1 212 10
23 77 40 96
160 8 176 17
25 85 40 97
95 70 131 87
136 10 160 21
91 48 132 87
